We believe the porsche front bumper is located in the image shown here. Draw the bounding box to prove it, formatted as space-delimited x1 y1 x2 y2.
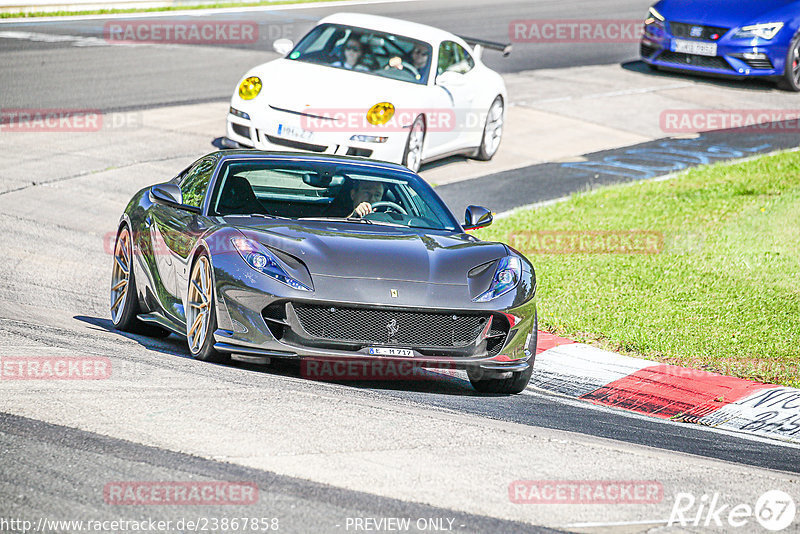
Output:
226 107 409 165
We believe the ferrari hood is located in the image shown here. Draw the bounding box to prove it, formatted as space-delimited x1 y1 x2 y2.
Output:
655 0 798 28
231 219 507 286
236 58 428 114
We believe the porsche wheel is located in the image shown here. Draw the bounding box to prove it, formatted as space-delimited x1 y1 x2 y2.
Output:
779 33 800 91
402 115 425 173
110 226 138 331
186 252 227 362
475 96 504 161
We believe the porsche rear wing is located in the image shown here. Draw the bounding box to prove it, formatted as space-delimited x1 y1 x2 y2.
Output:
459 36 512 59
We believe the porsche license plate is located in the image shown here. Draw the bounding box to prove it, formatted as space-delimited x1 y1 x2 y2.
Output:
671 39 717 57
277 123 313 140
368 347 413 357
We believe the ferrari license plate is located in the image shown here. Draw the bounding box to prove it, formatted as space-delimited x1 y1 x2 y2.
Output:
671 39 717 57
277 123 313 140
368 347 413 357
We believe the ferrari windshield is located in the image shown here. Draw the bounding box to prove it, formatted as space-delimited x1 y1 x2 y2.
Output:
287 23 433 85
209 159 460 231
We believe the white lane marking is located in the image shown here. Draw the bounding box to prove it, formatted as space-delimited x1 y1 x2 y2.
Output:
517 82 696 106
0 0 422 24
566 519 670 528
0 30 121 46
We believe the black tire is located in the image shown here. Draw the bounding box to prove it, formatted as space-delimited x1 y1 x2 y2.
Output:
778 33 800 91
468 314 537 394
110 225 141 332
402 115 425 172
186 252 228 363
475 96 504 161
110 225 171 338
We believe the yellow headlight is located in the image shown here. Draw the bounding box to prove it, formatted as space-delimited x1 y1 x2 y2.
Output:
366 102 395 125
238 76 262 100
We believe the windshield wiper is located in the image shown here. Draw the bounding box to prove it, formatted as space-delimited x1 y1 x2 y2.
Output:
249 213 292 221
299 216 372 224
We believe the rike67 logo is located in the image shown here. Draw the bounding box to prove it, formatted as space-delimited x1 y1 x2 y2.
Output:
669 490 796 531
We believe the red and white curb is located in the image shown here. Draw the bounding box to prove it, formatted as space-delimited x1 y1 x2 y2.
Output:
533 333 800 445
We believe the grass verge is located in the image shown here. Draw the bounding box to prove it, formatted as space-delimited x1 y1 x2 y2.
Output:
476 150 800 388
0 0 337 19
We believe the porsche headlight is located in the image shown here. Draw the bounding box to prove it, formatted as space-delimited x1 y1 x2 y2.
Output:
366 102 395 125
733 23 784 40
231 238 311 291
238 76 262 100
473 256 521 302
644 6 665 25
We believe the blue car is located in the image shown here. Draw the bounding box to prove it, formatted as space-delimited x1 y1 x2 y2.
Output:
641 0 800 90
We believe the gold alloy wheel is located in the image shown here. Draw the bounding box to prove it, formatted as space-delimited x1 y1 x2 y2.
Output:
110 228 131 324
186 255 213 354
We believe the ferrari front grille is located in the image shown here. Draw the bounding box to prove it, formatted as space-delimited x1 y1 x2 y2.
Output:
292 303 491 348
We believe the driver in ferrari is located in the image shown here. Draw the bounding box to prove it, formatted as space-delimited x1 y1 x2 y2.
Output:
348 180 385 218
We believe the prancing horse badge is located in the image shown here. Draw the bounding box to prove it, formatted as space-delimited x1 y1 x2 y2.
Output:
390 289 398 298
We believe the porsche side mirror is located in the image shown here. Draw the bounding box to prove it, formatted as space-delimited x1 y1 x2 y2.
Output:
273 38 294 56
464 205 493 230
437 70 466 87
149 184 200 213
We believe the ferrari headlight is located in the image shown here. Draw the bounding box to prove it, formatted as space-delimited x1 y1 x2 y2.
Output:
733 23 784 40
366 102 395 125
644 6 665 25
238 76 262 100
231 238 312 291
473 256 521 302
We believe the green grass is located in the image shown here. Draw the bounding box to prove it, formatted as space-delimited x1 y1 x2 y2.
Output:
0 0 336 19
476 150 800 388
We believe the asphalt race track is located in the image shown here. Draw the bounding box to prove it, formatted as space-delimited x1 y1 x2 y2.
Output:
1 1 799 533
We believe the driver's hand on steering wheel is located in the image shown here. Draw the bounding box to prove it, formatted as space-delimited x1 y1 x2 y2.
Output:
387 56 403 69
349 202 374 218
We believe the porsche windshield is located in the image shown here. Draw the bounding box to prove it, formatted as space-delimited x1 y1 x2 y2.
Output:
287 23 433 85
209 159 460 231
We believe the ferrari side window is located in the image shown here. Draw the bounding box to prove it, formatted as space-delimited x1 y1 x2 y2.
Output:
180 157 216 209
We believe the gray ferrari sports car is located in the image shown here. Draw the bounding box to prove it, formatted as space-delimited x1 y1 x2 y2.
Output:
110 151 537 393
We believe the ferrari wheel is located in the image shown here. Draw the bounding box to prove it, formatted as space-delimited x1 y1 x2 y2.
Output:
110 226 138 331
468 365 533 394
467 314 536 394
779 33 800 91
186 252 227 362
475 96 504 161
402 115 425 172
110 225 171 337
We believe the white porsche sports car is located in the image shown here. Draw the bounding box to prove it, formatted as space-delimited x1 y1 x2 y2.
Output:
224 13 510 172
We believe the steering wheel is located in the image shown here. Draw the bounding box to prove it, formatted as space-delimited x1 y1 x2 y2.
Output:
384 58 420 79
371 201 407 215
